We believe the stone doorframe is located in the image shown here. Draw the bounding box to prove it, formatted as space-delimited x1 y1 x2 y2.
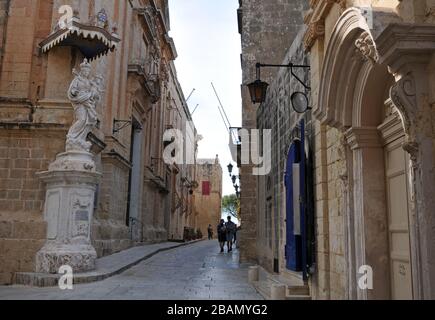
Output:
315 8 435 299
377 23 435 300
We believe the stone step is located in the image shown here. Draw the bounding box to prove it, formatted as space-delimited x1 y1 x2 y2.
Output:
287 285 310 296
285 294 312 301
266 270 310 296
252 280 272 300
253 279 311 300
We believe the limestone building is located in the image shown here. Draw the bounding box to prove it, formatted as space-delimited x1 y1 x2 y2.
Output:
239 0 435 300
193 156 223 238
0 0 198 284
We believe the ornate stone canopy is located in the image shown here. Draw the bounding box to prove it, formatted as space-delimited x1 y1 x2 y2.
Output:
39 18 120 60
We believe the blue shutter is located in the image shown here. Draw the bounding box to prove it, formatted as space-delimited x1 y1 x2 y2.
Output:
300 119 308 280
285 139 302 271
285 119 307 279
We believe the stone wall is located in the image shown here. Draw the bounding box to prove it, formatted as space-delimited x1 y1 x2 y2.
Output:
312 124 348 299
0 127 65 284
256 27 312 275
93 156 131 257
238 0 308 263
0 0 9 75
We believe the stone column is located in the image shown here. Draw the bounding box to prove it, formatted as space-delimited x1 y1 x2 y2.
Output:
345 127 390 300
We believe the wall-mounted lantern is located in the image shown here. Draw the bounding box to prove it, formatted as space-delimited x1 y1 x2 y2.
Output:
248 79 269 105
227 163 234 177
247 62 312 113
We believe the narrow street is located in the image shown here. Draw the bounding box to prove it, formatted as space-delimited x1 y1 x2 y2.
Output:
0 241 263 300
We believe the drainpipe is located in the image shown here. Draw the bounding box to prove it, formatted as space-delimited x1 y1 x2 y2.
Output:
0 0 11 77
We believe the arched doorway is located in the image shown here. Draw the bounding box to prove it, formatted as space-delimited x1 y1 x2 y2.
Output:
315 8 416 299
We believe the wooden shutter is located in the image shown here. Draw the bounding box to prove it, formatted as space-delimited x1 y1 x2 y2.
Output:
202 181 210 196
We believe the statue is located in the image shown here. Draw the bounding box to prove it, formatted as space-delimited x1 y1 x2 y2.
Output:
66 59 104 152
34 59 104 274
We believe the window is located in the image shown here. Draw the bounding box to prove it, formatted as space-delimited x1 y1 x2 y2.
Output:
202 181 210 196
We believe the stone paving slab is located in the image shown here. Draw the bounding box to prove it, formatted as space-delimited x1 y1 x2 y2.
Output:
14 240 203 288
0 241 263 300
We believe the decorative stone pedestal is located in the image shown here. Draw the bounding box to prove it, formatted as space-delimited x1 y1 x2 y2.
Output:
35 150 101 274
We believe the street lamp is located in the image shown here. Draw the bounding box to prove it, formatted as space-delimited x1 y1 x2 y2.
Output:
248 80 269 104
227 163 234 177
247 62 311 111
232 175 237 185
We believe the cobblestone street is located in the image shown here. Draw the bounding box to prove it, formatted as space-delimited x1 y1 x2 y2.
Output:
0 241 263 300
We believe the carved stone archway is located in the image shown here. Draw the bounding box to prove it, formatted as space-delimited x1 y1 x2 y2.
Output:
316 8 408 300
317 6 435 300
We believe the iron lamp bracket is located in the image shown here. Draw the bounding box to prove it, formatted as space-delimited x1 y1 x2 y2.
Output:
255 62 311 91
113 119 132 134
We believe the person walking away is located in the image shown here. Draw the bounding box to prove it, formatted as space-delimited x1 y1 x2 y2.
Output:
225 216 237 252
217 219 227 253
236 225 241 249
207 224 213 240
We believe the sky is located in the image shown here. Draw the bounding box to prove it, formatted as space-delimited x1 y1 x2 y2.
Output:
168 0 242 197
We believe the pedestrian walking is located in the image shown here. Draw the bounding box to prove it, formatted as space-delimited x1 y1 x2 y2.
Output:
225 216 237 252
217 219 227 253
207 224 213 240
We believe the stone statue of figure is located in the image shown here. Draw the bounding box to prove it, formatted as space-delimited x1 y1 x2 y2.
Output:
66 59 104 152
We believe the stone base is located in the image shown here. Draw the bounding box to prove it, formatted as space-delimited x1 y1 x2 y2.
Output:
48 150 97 173
35 149 101 274
35 243 97 274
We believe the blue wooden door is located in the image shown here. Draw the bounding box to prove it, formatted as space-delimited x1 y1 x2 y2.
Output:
285 120 307 279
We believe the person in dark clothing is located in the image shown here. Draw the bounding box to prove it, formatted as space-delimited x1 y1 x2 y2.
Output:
217 219 227 253
207 224 213 240
225 216 237 252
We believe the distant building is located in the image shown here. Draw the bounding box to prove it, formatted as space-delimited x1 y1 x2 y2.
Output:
193 156 223 239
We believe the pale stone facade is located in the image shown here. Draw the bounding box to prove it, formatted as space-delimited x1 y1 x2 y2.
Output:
240 0 435 300
193 156 223 238
0 0 198 284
